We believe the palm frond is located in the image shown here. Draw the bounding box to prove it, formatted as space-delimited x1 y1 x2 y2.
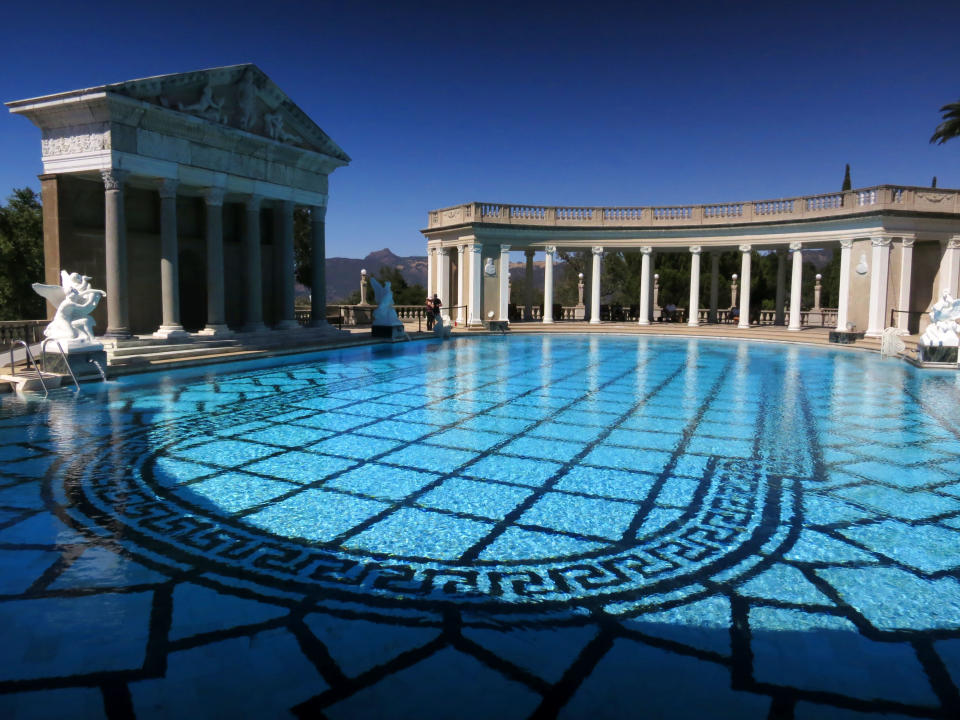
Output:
931 100 960 144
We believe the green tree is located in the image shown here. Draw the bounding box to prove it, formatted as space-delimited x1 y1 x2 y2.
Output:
930 100 960 145
841 163 852 191
0 188 44 320
339 265 426 306
293 207 313 288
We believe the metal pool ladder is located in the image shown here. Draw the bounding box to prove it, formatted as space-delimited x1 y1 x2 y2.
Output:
41 339 81 392
8 340 50 396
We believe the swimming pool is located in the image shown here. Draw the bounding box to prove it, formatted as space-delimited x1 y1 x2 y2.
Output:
1 335 960 718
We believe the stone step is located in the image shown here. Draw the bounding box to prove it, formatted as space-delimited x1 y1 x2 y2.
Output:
108 339 240 357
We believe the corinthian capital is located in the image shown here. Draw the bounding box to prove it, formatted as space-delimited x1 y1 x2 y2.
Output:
592 246 604 256
871 236 892 247
789 241 803 251
101 168 127 191
158 178 179 200
738 244 751 253
205 187 226 206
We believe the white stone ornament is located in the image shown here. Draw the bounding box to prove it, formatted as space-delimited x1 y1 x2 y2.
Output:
921 290 960 348
855 253 869 275
32 271 106 346
368 276 403 327
483 258 496 277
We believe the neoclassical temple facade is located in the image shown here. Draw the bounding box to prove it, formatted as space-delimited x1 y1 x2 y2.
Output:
422 188 960 336
7 65 349 339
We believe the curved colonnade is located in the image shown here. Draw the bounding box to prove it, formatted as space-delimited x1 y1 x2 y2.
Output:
422 186 960 337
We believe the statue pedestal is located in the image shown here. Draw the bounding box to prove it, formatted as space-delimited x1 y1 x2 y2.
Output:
371 324 406 341
918 344 959 363
43 343 108 381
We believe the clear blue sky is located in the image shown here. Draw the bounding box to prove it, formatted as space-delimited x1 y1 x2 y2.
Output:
2 0 959 258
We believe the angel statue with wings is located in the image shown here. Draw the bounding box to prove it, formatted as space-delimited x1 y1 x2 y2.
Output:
32 271 106 344
368 276 403 327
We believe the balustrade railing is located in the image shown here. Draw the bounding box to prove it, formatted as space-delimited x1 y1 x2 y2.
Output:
428 186 958 230
0 320 46 351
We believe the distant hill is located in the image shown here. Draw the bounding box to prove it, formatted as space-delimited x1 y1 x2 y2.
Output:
295 248 429 303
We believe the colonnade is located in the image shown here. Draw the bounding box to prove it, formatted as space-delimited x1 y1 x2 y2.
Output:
99 168 331 340
426 236 925 335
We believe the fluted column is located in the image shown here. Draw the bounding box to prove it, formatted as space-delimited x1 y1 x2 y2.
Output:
199 188 231 336
708 252 719 323
835 238 852 331
738 245 752 329
788 242 803 331
939 237 960 299
426 248 436 299
438 248 451 322
542 245 555 324
468 244 483 327
242 195 266 332
153 179 187 338
499 244 511 322
774 248 787 326
866 236 892 337
102 169 131 339
638 247 652 326
897 236 915 333
524 249 535 320
688 246 701 327
456 245 466 325
274 200 298 329
309 205 329 329
589 246 603 324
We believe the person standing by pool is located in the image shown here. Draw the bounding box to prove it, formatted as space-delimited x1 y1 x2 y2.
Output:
432 294 442 325
424 296 435 330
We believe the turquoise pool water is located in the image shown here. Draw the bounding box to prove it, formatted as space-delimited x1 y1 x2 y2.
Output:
1 335 960 718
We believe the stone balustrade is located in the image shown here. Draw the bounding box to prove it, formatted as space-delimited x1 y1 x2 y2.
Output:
0 320 46 351
427 186 957 230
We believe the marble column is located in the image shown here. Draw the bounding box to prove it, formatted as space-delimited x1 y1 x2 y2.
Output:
242 195 266 332
774 248 787 326
708 252 719 323
154 179 187 339
198 188 230 336
426 248 436 299
438 248 451 322
542 245 555 324
524 249 535 320
469 244 483 327
788 242 803 331
738 245 752 329
897 236 914 333
835 238 852 331
102 169 131 339
688 246 701 327
456 245 466 325
499 244 511 322
309 205 329 329
274 200 298 330
638 247 652 326
939 237 960 299
866 236 892 337
589 246 603 324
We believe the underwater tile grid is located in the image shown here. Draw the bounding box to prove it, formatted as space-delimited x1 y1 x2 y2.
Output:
1 335 960 719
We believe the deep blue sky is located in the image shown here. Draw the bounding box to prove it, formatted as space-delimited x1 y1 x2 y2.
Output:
2 0 959 258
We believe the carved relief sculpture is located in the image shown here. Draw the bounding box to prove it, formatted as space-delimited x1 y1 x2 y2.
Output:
178 83 224 123
33 271 107 345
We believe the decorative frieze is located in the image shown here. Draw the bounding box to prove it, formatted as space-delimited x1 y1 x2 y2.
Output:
41 125 111 156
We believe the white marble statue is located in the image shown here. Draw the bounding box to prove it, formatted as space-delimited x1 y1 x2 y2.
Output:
921 290 960 347
368 277 402 327
433 313 452 339
32 271 106 345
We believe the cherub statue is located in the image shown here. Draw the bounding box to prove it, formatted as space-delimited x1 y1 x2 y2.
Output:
921 290 960 347
32 271 106 344
368 276 402 327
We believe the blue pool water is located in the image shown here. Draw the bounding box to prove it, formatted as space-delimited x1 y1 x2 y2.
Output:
2 335 960 718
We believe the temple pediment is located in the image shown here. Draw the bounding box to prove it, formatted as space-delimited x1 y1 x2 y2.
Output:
107 64 350 162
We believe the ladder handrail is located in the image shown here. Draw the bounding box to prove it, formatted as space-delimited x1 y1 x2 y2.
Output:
9 340 49 397
40 338 80 392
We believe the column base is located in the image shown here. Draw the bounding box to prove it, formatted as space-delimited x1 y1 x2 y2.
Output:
787 326 801 332
196 324 234 338
737 321 751 329
274 320 300 331
589 319 601 325
687 321 699 328
542 318 554 325
152 325 189 340
104 327 132 339
638 320 650 326
242 322 269 333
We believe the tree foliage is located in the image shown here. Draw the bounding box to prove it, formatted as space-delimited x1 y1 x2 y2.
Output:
930 100 960 145
0 188 45 320
338 265 426 306
841 163 852 191
293 207 312 287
